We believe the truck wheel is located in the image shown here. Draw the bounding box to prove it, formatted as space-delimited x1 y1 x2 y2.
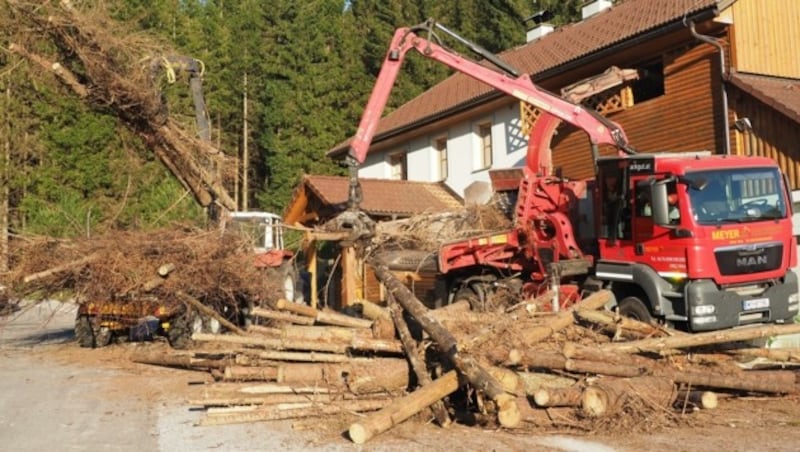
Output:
75 315 95 348
618 296 653 323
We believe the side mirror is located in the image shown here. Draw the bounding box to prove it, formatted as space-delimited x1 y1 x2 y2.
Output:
651 180 674 228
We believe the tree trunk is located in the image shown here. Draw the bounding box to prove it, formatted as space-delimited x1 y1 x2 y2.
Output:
574 309 681 339
130 351 231 370
519 290 613 345
388 294 451 427
369 261 519 427
348 371 460 444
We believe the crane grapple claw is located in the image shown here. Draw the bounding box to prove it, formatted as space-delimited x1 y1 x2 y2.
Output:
326 209 376 247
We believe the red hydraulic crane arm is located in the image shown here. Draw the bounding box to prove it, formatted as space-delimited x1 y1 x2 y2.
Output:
348 20 633 171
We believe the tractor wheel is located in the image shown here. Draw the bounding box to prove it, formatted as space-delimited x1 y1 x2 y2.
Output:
618 296 653 323
453 286 483 311
75 315 95 348
94 327 113 348
281 263 299 303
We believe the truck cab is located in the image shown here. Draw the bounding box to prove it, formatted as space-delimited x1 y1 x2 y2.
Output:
593 153 799 331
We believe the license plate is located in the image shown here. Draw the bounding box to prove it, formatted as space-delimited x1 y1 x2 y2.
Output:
743 298 769 311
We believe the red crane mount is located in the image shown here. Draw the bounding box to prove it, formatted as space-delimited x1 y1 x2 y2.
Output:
347 20 798 332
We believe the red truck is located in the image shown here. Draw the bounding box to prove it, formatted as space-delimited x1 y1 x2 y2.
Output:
341 20 798 332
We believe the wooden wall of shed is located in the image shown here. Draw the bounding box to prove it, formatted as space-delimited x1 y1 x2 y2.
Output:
730 90 800 190
725 0 800 79
550 41 724 180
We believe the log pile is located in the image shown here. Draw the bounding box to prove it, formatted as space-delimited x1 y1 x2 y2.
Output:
131 267 800 444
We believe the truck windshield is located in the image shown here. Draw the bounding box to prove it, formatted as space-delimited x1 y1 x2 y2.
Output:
687 167 787 224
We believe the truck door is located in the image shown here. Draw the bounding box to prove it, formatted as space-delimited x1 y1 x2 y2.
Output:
597 166 633 260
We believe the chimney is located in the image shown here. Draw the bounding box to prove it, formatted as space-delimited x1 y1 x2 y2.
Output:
582 0 613 20
523 10 555 43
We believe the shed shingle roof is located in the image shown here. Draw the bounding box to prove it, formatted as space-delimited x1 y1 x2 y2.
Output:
302 175 462 217
329 0 720 156
730 73 800 124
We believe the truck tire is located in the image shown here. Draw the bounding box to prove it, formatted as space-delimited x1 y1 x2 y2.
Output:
618 296 653 323
75 315 95 348
280 263 298 303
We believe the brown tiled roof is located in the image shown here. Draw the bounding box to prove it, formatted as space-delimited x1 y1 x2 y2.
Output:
730 73 800 124
303 175 462 216
329 0 719 157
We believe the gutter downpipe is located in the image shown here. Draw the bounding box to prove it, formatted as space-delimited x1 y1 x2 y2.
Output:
686 19 731 155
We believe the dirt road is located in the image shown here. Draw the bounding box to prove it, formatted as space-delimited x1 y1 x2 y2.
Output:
2 301 799 451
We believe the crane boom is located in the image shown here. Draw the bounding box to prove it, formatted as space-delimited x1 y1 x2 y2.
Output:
348 20 633 175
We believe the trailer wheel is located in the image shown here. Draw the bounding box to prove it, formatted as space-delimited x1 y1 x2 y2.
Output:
75 315 95 348
618 296 653 323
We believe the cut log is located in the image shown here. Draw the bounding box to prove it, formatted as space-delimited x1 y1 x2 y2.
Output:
246 325 282 337
251 307 316 325
724 347 800 363
562 342 656 367
353 299 392 320
177 291 247 335
675 389 718 410
189 392 387 408
388 295 451 427
157 263 176 276
564 359 645 378
193 331 403 354
22 251 100 283
130 351 230 370
348 371 460 444
200 398 389 426
275 298 317 318
574 309 683 339
242 350 350 363
581 376 676 417
315 309 373 329
274 299 374 328
222 359 409 389
657 369 797 394
370 261 518 427
534 386 584 408
600 323 800 354
519 290 612 345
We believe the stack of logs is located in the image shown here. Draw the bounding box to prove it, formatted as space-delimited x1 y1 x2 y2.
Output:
132 264 800 444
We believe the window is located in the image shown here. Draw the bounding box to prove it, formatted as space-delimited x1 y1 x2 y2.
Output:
476 122 493 170
632 61 665 103
434 136 448 181
389 153 407 180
